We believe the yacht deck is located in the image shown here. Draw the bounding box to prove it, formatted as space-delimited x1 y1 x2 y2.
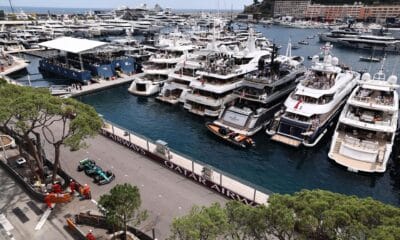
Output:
330 150 385 173
350 88 396 110
271 134 301 147
330 131 387 173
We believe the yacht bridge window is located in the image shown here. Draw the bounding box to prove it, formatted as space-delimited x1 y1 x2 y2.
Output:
175 67 196 77
201 76 241 85
144 62 176 69
284 112 310 123
291 93 334 104
191 89 227 99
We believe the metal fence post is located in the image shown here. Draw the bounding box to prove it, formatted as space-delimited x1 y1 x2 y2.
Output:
253 189 257 202
128 132 131 143
111 125 114 135
146 140 150 152
220 173 222 186
192 161 194 173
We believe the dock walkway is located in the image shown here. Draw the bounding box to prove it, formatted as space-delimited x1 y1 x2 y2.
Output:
67 73 143 97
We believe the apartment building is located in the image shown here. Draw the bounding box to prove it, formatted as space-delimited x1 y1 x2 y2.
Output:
273 0 310 18
304 3 400 21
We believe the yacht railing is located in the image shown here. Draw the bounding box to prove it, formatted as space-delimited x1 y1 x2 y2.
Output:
343 135 379 152
185 92 223 106
233 89 267 101
352 95 394 106
345 111 392 126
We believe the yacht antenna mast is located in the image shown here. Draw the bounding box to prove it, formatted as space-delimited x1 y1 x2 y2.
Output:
8 0 14 14
286 38 292 57
379 55 386 72
391 55 398 76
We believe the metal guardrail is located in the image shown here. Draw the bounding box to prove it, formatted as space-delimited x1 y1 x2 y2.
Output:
101 120 271 205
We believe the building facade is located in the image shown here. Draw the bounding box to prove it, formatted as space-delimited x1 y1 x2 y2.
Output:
273 0 310 18
362 5 400 20
304 3 400 21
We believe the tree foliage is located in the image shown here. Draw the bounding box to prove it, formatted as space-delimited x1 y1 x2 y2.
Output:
40 96 103 180
98 183 148 240
169 203 228 240
169 190 400 240
0 83 102 181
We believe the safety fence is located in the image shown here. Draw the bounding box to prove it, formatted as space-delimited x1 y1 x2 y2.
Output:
101 120 271 205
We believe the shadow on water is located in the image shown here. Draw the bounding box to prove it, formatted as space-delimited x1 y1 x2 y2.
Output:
136 96 149 104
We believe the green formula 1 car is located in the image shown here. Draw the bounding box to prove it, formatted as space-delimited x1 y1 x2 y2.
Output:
77 158 115 185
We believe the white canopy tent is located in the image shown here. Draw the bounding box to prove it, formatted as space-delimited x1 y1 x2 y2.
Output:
39 37 107 54
39 37 107 70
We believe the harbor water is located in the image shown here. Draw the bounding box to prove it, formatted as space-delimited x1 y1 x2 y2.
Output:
13 25 400 206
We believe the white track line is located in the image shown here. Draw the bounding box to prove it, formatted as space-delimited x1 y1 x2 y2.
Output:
0 214 16 239
34 205 54 231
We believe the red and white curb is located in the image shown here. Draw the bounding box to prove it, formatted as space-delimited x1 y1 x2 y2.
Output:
0 214 16 240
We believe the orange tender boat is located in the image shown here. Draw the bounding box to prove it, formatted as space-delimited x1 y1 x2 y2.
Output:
206 122 255 149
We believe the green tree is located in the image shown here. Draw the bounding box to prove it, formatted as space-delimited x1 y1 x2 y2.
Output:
264 195 296 240
0 78 7 85
0 83 102 182
0 85 52 178
98 183 148 240
171 190 400 240
169 203 228 240
41 97 102 180
224 201 268 240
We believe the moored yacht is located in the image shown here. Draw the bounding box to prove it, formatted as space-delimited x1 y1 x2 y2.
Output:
128 44 195 96
156 50 208 104
328 66 399 173
319 29 362 43
213 44 306 136
183 31 270 117
267 43 360 147
337 35 400 53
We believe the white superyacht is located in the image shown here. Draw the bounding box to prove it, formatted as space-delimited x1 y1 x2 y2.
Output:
328 66 399 173
213 44 305 136
183 31 270 117
128 42 196 96
267 43 360 147
156 50 209 105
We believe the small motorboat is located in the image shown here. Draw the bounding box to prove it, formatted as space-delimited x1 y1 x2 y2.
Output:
298 40 309 45
307 35 315 39
359 56 381 62
291 44 301 50
49 85 72 96
206 122 255 149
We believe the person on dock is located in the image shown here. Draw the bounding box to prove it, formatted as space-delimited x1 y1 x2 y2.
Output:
69 179 76 194
52 182 62 194
86 229 96 240
80 184 92 200
44 193 53 210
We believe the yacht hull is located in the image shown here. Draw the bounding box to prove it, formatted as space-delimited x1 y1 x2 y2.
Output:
270 99 345 148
